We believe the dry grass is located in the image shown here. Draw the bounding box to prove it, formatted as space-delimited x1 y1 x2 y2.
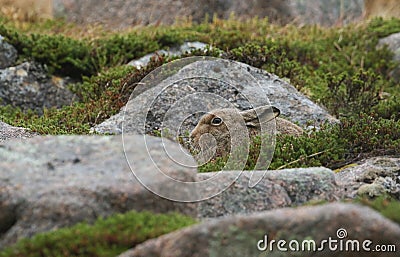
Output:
0 0 52 22
364 0 400 19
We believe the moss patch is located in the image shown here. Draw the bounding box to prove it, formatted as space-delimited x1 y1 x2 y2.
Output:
0 211 196 257
355 194 400 224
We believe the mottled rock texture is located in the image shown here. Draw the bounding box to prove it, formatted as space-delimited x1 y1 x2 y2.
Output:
93 60 337 137
0 62 76 114
0 135 197 249
119 203 400 257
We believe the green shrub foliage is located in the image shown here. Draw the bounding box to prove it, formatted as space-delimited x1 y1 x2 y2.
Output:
0 211 196 257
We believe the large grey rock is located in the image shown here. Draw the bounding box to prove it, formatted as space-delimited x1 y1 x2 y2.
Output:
0 62 76 114
378 32 400 82
119 203 400 257
245 66 338 126
0 36 18 69
198 167 338 218
0 135 197 249
0 121 37 141
93 60 337 138
335 156 400 200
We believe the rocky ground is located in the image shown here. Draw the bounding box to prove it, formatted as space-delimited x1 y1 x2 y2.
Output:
1 135 399 254
51 0 363 29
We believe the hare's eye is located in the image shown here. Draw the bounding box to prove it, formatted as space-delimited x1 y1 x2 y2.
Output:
211 117 223 126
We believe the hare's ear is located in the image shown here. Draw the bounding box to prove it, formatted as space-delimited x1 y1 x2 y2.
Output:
240 106 280 127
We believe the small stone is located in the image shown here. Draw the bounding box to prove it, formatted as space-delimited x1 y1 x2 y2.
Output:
357 182 386 197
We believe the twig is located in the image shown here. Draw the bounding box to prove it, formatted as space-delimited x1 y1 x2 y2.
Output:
276 149 331 170
333 42 352 64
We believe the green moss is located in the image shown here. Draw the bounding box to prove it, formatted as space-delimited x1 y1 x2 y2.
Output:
322 69 385 117
0 24 175 78
356 195 400 224
0 25 95 77
0 65 139 134
367 17 400 38
373 96 400 120
303 195 400 224
225 43 304 82
0 104 91 134
0 211 196 257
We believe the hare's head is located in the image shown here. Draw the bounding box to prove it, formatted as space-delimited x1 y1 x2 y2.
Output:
189 105 280 160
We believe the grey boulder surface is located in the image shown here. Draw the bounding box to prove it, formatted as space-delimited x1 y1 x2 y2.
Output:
119 203 400 257
0 135 197 249
0 62 76 113
379 32 400 62
378 32 400 82
0 121 37 141
335 156 400 200
198 167 338 218
93 60 337 137
0 36 18 69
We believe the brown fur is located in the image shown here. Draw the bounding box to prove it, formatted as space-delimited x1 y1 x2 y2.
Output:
190 105 303 160
275 117 303 137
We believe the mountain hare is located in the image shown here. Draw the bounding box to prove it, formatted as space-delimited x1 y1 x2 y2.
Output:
189 105 303 160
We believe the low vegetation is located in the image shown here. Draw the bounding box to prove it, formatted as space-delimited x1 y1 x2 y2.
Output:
356 194 400 224
0 211 196 257
1 15 400 167
199 113 400 172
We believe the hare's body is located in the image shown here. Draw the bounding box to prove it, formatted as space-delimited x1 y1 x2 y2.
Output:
275 117 303 136
190 105 303 159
